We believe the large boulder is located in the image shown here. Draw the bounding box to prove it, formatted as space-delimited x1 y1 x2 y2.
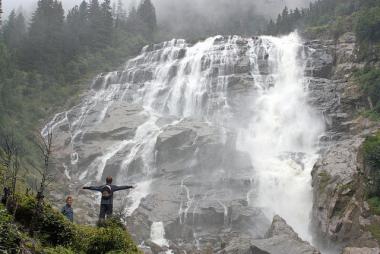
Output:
220 215 320 254
342 247 380 254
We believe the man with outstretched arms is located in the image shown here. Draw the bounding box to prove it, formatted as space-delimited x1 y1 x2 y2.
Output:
82 176 134 220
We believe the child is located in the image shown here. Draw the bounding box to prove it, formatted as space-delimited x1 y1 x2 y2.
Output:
61 195 74 222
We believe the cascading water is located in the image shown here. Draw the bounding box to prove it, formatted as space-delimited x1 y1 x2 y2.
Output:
238 34 324 241
45 33 324 251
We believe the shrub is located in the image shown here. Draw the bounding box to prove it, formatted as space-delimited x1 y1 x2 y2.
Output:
39 204 75 246
355 68 380 113
15 195 75 246
368 197 380 215
42 246 75 254
363 132 380 168
9 194 141 253
0 205 22 253
355 7 380 43
368 223 380 242
72 218 140 254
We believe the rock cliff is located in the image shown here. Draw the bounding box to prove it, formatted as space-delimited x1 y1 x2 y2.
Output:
309 32 380 253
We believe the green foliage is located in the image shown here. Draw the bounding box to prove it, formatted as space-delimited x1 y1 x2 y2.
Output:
368 223 380 242
15 195 75 246
363 132 380 197
363 132 380 169
355 7 380 43
42 246 75 254
0 0 152 176
361 110 380 122
3 195 140 253
355 68 380 113
368 197 380 215
266 0 380 42
0 205 22 253
73 224 140 254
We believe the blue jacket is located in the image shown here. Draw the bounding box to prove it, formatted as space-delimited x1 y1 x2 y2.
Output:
61 204 74 222
83 184 133 205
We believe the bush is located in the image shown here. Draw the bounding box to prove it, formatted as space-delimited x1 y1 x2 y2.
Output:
368 197 380 215
0 206 22 253
355 68 380 113
15 195 75 246
39 204 75 246
42 246 75 254
363 132 380 168
9 195 141 253
355 7 380 43
364 132 380 196
72 218 140 254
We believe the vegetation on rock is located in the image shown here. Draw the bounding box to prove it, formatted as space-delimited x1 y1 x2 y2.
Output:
0 196 141 253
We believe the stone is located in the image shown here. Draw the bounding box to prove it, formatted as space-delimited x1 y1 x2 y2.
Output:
220 216 320 254
342 247 380 254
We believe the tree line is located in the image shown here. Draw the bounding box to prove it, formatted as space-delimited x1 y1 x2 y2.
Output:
2 0 157 79
266 0 380 43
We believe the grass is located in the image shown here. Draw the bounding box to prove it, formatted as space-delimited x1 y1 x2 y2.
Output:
361 110 380 122
368 197 380 215
368 223 380 242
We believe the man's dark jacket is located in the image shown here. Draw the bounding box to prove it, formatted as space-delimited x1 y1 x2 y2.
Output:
83 184 133 205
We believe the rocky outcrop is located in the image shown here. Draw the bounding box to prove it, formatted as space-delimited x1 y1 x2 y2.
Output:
342 247 380 254
311 138 372 244
220 215 320 254
309 33 380 252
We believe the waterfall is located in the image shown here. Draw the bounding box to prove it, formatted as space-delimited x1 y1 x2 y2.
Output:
45 33 324 245
238 33 324 241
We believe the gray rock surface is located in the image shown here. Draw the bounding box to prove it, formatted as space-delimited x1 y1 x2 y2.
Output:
309 33 380 252
219 216 320 254
44 33 380 253
342 247 380 254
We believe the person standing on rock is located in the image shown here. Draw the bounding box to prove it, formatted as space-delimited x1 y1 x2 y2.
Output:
61 196 74 222
82 176 134 220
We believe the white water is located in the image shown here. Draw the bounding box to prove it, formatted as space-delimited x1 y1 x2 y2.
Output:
44 33 324 244
238 33 324 241
150 221 169 247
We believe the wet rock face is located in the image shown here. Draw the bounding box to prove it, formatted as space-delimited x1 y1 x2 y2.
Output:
342 247 380 254
311 138 366 243
309 32 380 252
45 34 356 253
220 216 320 254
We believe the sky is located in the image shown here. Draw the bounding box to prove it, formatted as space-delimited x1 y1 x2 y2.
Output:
3 0 133 16
3 0 312 16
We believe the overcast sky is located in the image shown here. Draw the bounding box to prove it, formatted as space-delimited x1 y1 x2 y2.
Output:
3 0 312 18
3 0 134 16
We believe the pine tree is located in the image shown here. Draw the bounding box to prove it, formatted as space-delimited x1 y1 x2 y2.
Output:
26 0 65 74
2 10 26 50
137 0 157 40
99 0 113 46
126 6 143 35
115 0 126 28
78 1 90 47
65 5 81 57
87 0 100 47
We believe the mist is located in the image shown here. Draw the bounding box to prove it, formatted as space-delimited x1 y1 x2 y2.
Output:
153 0 313 19
3 0 132 16
3 0 313 39
151 0 313 39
